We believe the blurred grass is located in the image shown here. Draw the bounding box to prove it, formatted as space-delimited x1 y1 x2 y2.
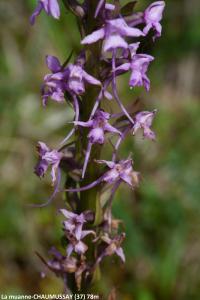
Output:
0 0 200 298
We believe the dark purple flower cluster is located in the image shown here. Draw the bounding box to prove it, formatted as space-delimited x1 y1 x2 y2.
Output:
31 0 165 292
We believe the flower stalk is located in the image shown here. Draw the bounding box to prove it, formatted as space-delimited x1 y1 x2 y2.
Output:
30 0 165 294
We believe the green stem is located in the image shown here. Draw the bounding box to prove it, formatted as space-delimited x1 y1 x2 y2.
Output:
64 0 103 293
79 1 104 293
79 1 103 220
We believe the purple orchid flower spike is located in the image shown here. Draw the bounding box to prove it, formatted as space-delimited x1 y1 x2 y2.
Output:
65 229 95 257
74 109 121 178
34 141 62 185
143 1 165 40
133 109 157 140
60 209 86 240
30 0 60 25
115 54 154 91
81 17 144 53
30 0 165 288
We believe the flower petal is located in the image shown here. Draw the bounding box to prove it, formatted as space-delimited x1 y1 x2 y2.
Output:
115 63 131 73
75 241 88 254
60 208 77 219
74 120 93 128
95 160 116 169
48 0 60 19
81 28 105 45
103 34 128 52
107 19 144 37
30 2 43 25
83 71 101 86
120 172 133 187
115 247 125 262
75 224 83 240
104 123 121 136
81 230 95 239
46 55 61 72
66 244 74 257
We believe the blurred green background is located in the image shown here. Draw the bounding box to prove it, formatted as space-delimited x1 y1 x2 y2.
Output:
0 0 200 298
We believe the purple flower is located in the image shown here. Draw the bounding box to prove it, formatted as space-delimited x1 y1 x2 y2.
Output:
60 209 95 257
36 248 86 291
115 54 154 91
36 247 75 274
75 110 121 144
65 229 95 257
97 233 126 263
42 55 68 105
66 63 101 95
143 1 165 39
34 142 62 184
30 0 60 25
74 109 121 178
65 158 140 193
42 54 101 105
97 159 140 188
133 109 157 140
60 209 86 240
81 18 144 52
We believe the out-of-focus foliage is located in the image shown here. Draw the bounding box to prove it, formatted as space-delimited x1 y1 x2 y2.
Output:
0 0 199 298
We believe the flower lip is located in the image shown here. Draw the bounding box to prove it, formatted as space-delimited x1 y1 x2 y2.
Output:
88 127 105 144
